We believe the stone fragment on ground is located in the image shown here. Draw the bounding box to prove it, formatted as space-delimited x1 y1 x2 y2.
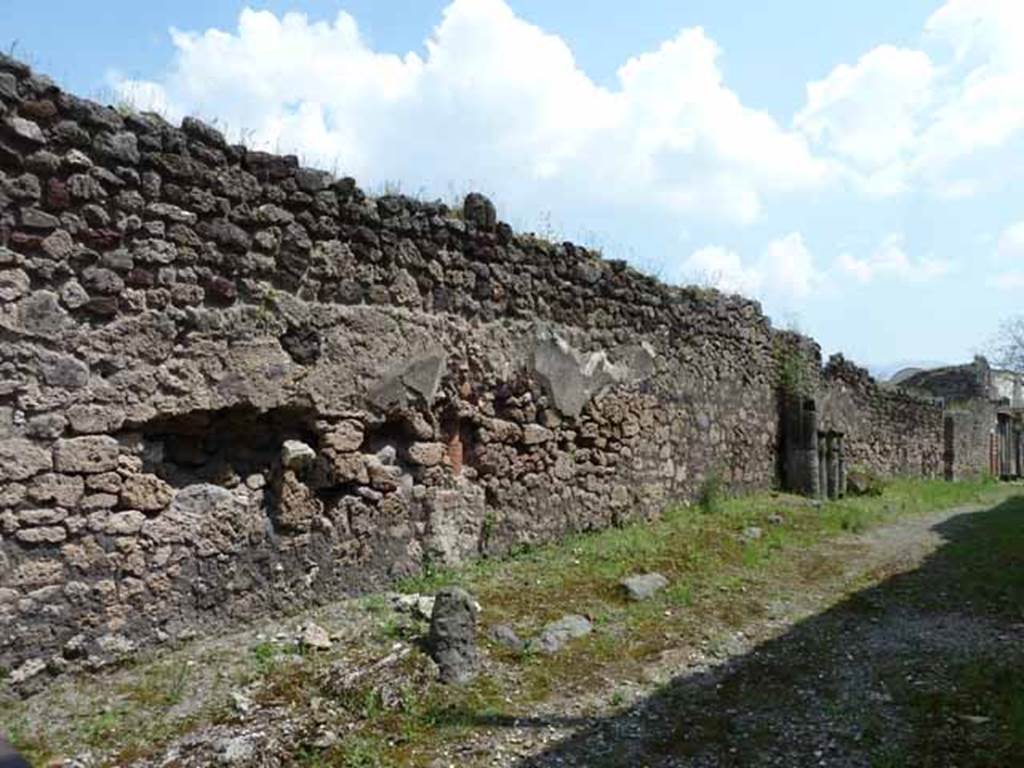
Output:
488 623 526 651
742 525 763 541
428 586 479 683
391 592 436 620
620 572 669 601
533 614 593 654
299 622 332 651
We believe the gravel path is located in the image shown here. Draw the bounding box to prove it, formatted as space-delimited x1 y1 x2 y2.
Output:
430 499 1024 767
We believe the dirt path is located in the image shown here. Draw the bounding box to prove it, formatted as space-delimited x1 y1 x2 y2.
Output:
7 489 1022 767
432 498 1024 767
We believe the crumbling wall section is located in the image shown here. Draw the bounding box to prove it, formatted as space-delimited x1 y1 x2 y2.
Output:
0 54 944 681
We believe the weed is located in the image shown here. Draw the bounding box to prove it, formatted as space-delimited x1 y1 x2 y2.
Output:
697 472 727 515
252 641 278 667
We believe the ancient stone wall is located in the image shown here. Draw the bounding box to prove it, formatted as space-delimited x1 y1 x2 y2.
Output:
943 401 996 480
0 55 944 682
819 355 944 479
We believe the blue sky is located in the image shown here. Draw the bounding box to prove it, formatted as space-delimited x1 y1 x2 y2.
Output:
6 0 1023 374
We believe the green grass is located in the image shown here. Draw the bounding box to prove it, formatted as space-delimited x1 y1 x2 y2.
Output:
4 478 1010 767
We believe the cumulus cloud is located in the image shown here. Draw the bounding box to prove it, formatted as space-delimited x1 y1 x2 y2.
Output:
796 0 1024 198
837 233 952 284
681 232 819 303
795 45 935 194
112 0 827 225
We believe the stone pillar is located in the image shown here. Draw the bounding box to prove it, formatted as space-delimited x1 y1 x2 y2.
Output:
799 398 820 498
428 587 478 684
817 432 827 501
943 415 955 481
825 432 838 500
836 434 846 498
790 397 823 499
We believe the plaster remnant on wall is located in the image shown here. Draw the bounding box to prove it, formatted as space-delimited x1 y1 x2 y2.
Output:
369 349 447 410
531 332 654 419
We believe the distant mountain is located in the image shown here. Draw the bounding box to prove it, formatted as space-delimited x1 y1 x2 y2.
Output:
867 360 953 382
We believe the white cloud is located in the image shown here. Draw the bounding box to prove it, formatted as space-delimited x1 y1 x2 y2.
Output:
796 0 1024 198
989 272 1024 290
761 232 817 298
996 220 1024 260
681 232 819 303
796 45 935 193
837 233 952 284
683 245 762 296
113 1 828 225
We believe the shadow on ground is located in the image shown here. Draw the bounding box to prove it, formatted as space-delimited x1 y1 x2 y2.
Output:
490 495 1024 767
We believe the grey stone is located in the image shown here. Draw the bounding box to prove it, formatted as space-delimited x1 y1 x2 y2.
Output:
5 116 46 145
0 72 17 100
80 492 119 511
320 420 364 452
41 230 74 260
182 116 226 147
38 352 88 389
0 438 53 481
424 483 486 567
488 624 526 652
391 593 436 620
93 131 140 165
15 291 70 337
407 441 445 466
218 735 258 765
24 149 61 176
281 439 316 470
742 526 763 542
620 572 669 601
9 658 47 685
67 172 106 200
56 281 86 311
16 525 66 544
27 473 84 507
119 473 174 512
463 192 497 230
81 266 125 295
146 202 198 225
104 510 146 535
53 436 121 473
63 149 93 170
26 413 68 439
533 614 593 654
522 424 555 445
0 268 30 302
299 622 332 650
17 507 68 526
428 586 478 684
19 207 60 230
67 404 125 434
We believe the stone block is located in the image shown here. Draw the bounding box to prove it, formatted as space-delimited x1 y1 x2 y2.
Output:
0 438 52 481
119 473 174 512
53 436 120 473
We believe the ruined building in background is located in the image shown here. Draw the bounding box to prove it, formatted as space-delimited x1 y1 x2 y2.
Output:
0 54 990 684
896 356 1024 480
